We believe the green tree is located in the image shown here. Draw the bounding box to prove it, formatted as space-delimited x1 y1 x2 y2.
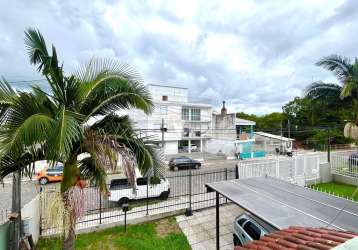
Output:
0 29 163 250
306 55 358 121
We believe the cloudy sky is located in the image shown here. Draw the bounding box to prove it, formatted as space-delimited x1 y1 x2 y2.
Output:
1 0 357 115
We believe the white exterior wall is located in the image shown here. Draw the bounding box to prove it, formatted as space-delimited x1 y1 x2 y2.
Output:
206 139 236 156
148 85 188 103
127 84 213 154
21 195 40 243
164 141 178 154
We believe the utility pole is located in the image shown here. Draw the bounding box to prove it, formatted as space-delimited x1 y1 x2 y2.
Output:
288 119 291 138
161 118 165 149
11 170 21 250
327 128 331 162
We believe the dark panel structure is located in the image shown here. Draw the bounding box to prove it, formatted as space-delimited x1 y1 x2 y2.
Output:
206 176 358 250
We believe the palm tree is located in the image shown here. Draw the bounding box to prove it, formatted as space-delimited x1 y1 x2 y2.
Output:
0 29 164 250
306 55 358 122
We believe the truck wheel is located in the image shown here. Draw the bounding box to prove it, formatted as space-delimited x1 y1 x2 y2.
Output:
194 164 200 169
39 177 48 185
174 166 179 171
159 191 169 200
233 234 242 246
118 197 129 207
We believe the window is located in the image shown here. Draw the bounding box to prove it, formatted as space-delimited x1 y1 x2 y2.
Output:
243 221 261 240
191 108 201 121
237 218 246 226
160 105 168 115
162 95 168 101
110 179 129 190
182 107 189 120
182 107 201 121
136 178 148 186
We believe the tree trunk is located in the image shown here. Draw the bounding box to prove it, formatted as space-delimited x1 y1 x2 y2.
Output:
62 213 75 250
10 170 21 250
61 159 79 250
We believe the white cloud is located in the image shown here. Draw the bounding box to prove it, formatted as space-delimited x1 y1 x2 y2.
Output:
0 0 357 114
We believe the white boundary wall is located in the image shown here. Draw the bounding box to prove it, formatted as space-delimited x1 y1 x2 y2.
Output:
21 194 40 243
237 154 325 186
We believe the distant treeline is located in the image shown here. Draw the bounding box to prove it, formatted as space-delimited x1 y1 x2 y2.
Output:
236 94 354 149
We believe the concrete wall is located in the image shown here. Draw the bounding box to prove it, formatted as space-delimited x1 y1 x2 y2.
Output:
319 162 332 183
164 141 178 155
21 195 40 244
333 174 358 187
206 139 235 156
211 113 236 140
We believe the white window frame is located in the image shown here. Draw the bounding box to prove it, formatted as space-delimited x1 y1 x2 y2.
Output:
182 107 190 120
191 108 201 121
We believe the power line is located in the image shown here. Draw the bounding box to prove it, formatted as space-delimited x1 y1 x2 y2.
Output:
5 79 46 84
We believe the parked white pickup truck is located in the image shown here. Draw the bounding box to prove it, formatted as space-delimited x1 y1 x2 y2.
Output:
108 177 170 205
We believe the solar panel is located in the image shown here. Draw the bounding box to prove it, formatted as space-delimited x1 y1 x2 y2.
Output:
206 177 358 232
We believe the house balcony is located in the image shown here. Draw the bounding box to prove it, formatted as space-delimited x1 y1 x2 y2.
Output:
182 128 211 139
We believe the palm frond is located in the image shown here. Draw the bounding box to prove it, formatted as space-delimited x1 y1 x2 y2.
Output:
90 114 165 177
90 114 135 136
24 28 49 72
340 80 355 99
316 55 353 83
80 129 135 192
0 78 17 125
0 145 46 179
46 107 83 160
79 156 107 192
0 92 55 156
304 81 342 100
74 58 153 118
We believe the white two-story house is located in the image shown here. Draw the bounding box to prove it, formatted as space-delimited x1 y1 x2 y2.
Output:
129 84 212 155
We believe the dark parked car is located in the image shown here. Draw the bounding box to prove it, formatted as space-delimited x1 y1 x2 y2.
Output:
169 156 201 171
348 153 358 171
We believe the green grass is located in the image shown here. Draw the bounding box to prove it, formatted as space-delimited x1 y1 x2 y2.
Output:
36 217 190 250
310 182 358 201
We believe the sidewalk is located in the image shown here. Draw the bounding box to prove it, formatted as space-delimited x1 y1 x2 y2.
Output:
176 204 243 250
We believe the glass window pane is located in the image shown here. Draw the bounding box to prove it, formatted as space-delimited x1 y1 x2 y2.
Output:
182 108 189 120
191 108 200 121
243 222 261 240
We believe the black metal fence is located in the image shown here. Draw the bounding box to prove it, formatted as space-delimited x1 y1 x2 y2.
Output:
40 166 239 235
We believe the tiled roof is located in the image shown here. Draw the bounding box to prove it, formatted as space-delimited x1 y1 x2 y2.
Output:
235 226 358 250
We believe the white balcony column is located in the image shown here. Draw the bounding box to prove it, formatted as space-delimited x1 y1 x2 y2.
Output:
188 139 191 154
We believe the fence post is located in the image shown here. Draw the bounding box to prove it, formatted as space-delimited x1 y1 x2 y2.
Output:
235 164 239 179
39 186 42 236
146 176 149 216
99 188 102 224
275 159 279 178
225 168 228 203
185 170 193 216
327 129 331 163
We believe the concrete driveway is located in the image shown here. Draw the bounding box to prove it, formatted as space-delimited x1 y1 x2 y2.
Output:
176 204 243 250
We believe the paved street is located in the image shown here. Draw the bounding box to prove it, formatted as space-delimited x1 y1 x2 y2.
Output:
0 158 239 213
0 180 40 212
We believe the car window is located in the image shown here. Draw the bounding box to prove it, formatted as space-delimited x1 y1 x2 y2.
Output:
55 166 63 171
177 158 186 163
237 218 246 226
110 179 129 189
181 157 191 162
136 178 148 186
243 221 261 240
